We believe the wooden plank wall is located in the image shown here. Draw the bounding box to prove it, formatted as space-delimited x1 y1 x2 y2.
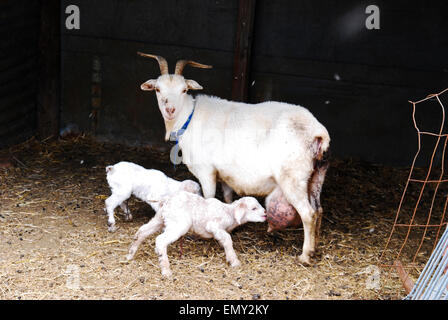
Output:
37 0 61 140
0 0 41 148
60 0 448 164
61 0 238 146
250 0 448 164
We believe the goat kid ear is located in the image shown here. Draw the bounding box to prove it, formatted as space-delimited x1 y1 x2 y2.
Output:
234 202 247 225
186 79 203 91
141 80 157 91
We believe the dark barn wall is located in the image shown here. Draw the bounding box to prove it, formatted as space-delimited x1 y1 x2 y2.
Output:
0 1 41 148
60 0 448 165
250 0 448 165
61 0 238 145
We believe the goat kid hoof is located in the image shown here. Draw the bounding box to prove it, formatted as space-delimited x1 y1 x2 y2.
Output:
161 270 172 278
108 224 117 233
230 260 241 268
126 254 134 261
124 214 133 221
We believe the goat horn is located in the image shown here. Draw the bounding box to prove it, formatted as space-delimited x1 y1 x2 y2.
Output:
175 60 212 75
137 52 169 75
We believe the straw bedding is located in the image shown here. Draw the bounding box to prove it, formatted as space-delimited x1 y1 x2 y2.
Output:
0 136 444 299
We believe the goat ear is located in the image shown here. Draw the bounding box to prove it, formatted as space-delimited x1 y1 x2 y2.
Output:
234 202 247 225
186 79 203 91
141 80 157 91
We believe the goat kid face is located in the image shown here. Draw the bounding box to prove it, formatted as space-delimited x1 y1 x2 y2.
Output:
180 180 202 195
141 75 202 121
234 197 267 225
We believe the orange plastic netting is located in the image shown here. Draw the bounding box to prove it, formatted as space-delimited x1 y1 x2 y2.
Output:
380 88 448 271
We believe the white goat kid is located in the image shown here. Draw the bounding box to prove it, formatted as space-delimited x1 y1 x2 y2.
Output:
138 52 330 264
104 161 201 232
126 191 267 277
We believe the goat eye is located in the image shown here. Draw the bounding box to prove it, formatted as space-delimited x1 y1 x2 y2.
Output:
252 207 257 211
155 88 160 93
182 89 187 93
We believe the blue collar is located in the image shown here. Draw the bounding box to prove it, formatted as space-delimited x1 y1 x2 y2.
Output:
179 106 195 136
171 105 195 144
171 104 195 168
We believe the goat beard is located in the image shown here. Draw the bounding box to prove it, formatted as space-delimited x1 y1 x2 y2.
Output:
164 119 176 141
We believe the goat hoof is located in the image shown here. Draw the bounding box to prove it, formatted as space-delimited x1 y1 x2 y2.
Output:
224 196 233 204
298 254 312 266
124 214 133 221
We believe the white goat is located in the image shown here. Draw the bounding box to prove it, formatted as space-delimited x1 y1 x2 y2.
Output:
104 161 201 232
138 52 330 264
126 191 267 277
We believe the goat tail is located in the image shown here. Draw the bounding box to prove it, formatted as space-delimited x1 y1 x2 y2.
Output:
312 135 330 165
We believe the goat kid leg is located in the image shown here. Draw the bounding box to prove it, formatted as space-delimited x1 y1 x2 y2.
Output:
210 227 240 267
120 201 132 221
105 194 129 232
155 227 188 277
126 214 164 260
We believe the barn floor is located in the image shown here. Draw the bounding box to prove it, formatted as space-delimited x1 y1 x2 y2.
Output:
0 136 444 300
